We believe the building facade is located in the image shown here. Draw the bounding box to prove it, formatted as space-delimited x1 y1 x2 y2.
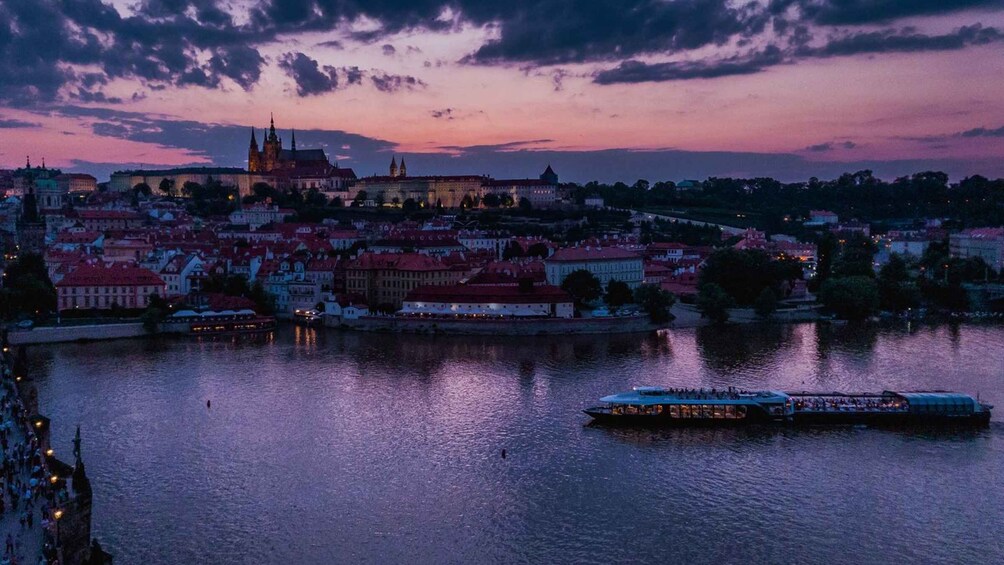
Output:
950 228 1004 272
345 252 465 309
544 247 645 288
401 284 574 318
56 264 166 311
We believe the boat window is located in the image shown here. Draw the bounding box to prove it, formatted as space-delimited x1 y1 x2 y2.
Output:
725 405 735 419
669 405 679 418
736 405 747 418
680 405 691 419
713 405 725 419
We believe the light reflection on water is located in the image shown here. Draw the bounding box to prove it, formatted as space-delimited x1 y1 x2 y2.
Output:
28 322 1004 564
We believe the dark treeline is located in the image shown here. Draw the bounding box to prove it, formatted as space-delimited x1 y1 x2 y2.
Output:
572 171 1004 230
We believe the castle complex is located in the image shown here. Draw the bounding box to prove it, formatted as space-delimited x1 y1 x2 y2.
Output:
109 114 560 208
248 115 330 174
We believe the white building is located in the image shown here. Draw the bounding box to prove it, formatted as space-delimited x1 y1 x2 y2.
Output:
950 228 1004 272
400 284 574 318
544 246 644 288
158 253 204 297
229 204 294 228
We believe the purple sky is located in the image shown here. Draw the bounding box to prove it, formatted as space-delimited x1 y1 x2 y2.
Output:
1 0 1003 183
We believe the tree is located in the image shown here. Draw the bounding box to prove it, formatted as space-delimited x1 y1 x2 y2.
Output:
252 182 277 201
353 190 368 206
604 280 634 311
877 254 920 312
157 178 174 196
402 198 419 213
697 283 734 324
460 194 475 209
810 232 837 291
754 287 778 319
525 242 550 258
502 241 525 260
832 234 877 278
140 293 169 334
634 284 676 323
699 248 796 306
819 276 879 320
518 198 533 212
2 254 57 319
482 193 501 208
561 270 603 307
133 182 152 197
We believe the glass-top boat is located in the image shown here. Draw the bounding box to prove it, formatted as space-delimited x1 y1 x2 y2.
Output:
584 387 992 427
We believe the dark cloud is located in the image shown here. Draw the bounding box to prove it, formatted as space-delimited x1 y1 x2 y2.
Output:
370 73 427 93
595 46 784 84
465 0 771 66
208 45 266 90
343 66 365 85
316 39 344 49
805 140 856 152
0 118 41 128
780 0 1001 26
278 52 340 95
960 125 1004 137
278 53 425 95
802 24 1003 57
430 108 454 119
595 24 1003 84
1 0 1000 105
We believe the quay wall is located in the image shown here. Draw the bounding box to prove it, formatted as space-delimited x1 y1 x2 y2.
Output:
338 315 666 335
8 323 149 345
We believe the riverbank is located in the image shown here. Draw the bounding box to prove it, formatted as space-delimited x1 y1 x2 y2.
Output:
0 343 110 564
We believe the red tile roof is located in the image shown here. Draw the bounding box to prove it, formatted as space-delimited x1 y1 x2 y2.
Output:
347 252 450 272
547 247 641 262
56 264 166 287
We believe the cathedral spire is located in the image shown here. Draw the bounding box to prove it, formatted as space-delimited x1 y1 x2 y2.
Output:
41 157 45 169
291 129 296 151
389 156 398 177
399 157 406 177
249 126 258 148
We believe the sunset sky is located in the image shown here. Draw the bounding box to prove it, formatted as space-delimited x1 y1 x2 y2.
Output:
1 0 1003 183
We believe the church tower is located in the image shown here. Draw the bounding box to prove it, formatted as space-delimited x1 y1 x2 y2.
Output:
262 114 282 172
389 156 398 178
17 178 46 255
248 127 262 173
399 157 407 178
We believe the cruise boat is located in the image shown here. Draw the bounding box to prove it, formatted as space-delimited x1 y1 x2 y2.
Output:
584 387 992 427
583 387 794 426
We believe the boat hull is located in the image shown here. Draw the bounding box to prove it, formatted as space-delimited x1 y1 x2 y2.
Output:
793 411 991 428
585 409 991 428
583 407 777 427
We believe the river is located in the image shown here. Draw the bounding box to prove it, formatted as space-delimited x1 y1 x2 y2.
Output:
27 322 1004 564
